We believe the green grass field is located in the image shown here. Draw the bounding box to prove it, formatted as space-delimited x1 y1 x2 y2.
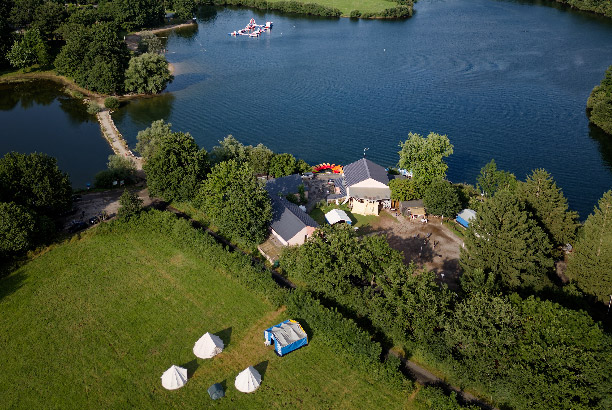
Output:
0 215 413 409
267 0 399 15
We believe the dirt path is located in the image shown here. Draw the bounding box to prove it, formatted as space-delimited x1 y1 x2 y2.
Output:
96 110 143 170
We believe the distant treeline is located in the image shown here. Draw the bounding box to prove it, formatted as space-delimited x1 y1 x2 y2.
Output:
553 0 612 18
208 0 413 19
587 65 612 135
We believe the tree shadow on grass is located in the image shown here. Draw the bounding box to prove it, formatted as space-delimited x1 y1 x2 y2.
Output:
180 358 199 378
0 271 25 302
216 327 232 347
254 360 268 382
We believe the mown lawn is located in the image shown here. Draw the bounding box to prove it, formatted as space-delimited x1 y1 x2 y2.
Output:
267 0 400 15
0 219 412 409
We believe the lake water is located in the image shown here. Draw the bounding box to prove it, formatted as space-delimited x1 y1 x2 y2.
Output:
112 0 612 218
0 81 112 189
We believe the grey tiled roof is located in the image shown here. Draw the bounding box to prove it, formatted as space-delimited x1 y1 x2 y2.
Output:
343 158 389 187
265 174 304 196
332 177 347 197
270 196 319 242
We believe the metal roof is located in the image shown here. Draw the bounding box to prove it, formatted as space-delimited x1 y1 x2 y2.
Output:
269 196 319 242
265 174 305 196
343 158 389 187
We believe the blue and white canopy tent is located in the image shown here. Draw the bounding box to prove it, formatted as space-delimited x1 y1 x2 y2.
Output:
264 319 308 356
456 209 477 228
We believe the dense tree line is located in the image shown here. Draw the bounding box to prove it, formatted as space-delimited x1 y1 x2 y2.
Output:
136 120 311 246
553 0 612 18
587 65 612 135
3 1 174 95
0 152 72 260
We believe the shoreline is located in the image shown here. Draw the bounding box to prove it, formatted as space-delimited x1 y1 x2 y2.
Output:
96 110 143 171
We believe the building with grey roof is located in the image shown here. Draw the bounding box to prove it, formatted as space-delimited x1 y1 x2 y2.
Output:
269 196 319 246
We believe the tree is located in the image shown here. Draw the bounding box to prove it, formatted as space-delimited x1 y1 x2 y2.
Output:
423 179 461 217
565 190 612 303
9 0 42 28
103 0 165 31
7 28 49 69
269 153 297 178
389 178 419 201
137 31 164 54
32 1 66 39
54 22 129 94
248 143 273 175
94 154 137 188
446 292 521 378
460 190 554 291
136 119 173 160
124 53 173 94
173 0 196 20
196 159 272 246
143 132 208 201
516 168 578 247
0 152 72 216
587 65 612 135
398 132 453 190
117 189 143 221
476 159 516 197
210 135 250 165
0 201 35 256
0 1 15 67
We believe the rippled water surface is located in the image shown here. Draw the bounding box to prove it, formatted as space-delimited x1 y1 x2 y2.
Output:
0 81 112 188
114 0 612 218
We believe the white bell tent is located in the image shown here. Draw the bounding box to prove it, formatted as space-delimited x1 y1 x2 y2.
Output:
234 366 261 393
161 365 188 390
193 332 224 359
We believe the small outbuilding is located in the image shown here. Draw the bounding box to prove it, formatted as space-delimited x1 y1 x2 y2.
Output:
264 319 308 356
235 366 262 393
325 208 352 225
456 209 477 228
193 332 224 359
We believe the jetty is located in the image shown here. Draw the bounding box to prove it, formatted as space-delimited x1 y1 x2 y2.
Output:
96 110 143 170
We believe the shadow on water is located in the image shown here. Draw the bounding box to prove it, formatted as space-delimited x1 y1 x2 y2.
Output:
589 122 612 172
216 326 232 346
254 360 268 381
112 93 176 141
0 81 59 111
195 5 218 22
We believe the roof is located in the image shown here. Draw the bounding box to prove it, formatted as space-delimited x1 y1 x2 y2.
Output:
266 320 307 348
265 174 304 196
270 196 319 242
457 209 477 221
347 186 391 201
332 177 347 196
401 199 424 208
343 158 389 187
325 209 351 225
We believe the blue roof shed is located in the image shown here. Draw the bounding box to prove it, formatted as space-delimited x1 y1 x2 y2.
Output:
456 209 477 228
264 319 308 356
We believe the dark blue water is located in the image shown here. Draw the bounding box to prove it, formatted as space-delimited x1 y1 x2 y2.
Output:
0 81 113 188
113 0 612 218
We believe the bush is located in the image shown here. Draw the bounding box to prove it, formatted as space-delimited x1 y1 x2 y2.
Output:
117 189 143 221
211 0 341 17
86 101 102 114
104 97 120 110
350 10 361 18
124 53 173 95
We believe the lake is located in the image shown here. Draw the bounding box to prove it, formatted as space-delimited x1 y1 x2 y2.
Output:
113 0 612 218
0 81 112 189
2 0 611 217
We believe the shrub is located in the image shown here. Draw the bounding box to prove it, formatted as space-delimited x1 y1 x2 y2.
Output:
86 101 102 114
104 97 120 110
350 10 361 18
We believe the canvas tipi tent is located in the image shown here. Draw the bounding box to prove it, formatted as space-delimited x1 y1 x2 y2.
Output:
193 332 224 359
161 365 188 390
234 366 261 393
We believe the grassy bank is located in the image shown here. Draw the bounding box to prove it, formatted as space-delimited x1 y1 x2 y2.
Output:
0 212 414 409
0 67 102 100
